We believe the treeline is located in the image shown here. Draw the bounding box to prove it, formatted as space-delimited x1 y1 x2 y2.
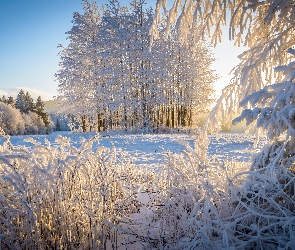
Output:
0 90 53 135
56 0 217 133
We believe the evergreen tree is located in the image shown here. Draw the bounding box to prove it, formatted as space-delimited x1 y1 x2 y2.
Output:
24 92 34 113
0 95 6 103
15 89 26 113
35 96 49 126
6 96 15 107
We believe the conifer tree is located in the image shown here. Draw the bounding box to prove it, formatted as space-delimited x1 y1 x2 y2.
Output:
6 96 15 107
24 92 34 114
35 96 49 126
15 89 26 113
0 95 6 103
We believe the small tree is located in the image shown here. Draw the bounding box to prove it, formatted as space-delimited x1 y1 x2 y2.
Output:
24 92 35 113
15 89 26 113
6 96 15 107
0 95 6 103
0 102 25 135
35 96 49 126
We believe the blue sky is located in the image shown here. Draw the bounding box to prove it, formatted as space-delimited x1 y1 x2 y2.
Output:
0 0 245 101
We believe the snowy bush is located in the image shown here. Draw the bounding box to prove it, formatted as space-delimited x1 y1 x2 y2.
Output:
22 112 39 135
1 131 295 249
124 140 295 249
27 111 47 134
0 102 25 135
0 135 162 249
131 54 295 249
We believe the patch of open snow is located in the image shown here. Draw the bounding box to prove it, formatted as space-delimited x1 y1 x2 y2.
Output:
1 132 268 166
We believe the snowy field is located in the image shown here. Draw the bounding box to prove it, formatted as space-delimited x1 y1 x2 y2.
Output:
3 132 294 249
3 131 268 165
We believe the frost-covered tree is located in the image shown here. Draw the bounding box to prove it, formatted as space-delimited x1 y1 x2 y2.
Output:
0 95 6 103
57 0 216 132
151 29 216 128
14 90 52 133
0 102 25 135
0 101 53 135
145 1 295 248
24 92 35 114
15 90 35 114
56 0 102 132
152 0 295 131
97 0 157 130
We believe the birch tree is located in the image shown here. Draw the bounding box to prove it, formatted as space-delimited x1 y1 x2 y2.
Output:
56 0 216 132
56 0 102 131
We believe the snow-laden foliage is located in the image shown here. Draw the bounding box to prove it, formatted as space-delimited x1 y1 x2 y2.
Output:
56 0 216 132
152 0 295 131
0 102 25 135
1 132 294 249
0 134 163 249
234 50 295 141
148 2 295 248
1 91 53 135
230 51 295 211
123 136 295 249
0 102 53 135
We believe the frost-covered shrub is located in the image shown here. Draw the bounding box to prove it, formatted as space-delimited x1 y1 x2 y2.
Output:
26 111 47 134
22 112 39 134
46 120 54 134
0 135 160 249
1 131 295 249
23 111 54 135
127 147 295 249
233 51 295 194
116 130 294 249
121 135 244 249
0 102 25 135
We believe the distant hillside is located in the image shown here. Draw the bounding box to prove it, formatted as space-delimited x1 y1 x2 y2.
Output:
44 100 62 113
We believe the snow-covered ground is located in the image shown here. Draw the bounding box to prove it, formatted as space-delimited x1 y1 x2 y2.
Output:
5 132 292 250
2 131 268 165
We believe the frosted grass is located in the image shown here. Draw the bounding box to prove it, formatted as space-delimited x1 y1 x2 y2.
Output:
2 132 293 249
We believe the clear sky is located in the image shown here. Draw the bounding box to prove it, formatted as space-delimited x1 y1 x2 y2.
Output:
0 0 245 101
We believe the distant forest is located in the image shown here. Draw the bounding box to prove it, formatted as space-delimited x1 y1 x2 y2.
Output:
0 90 53 135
